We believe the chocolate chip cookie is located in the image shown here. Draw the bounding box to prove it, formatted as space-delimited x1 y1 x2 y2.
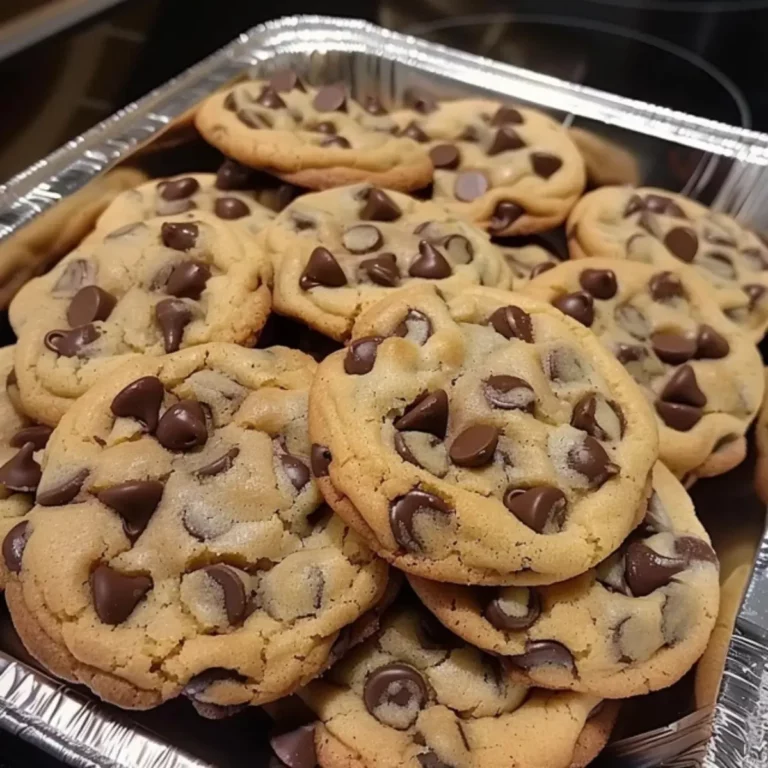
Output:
300 599 609 768
525 258 763 482
195 73 433 192
1 344 389 709
11 210 272 425
568 186 768 339
409 462 719 699
309 284 658 585
494 233 563 285
390 98 586 236
266 184 513 340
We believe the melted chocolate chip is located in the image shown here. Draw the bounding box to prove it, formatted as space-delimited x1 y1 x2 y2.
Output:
360 189 402 222
625 542 687 597
649 271 685 301
156 400 208 452
553 291 594 327
10 425 52 451
0 443 41 492
570 394 623 441
443 235 474 265
44 324 99 357
655 401 702 431
695 325 729 359
489 305 534 342
488 201 524 234
429 144 460 169
195 447 240 478
675 535 717 564
651 331 697 365
269 70 305 93
400 121 429 143
280 453 310 491
508 640 576 672
487 126 525 156
531 153 563 179
91 564 152 625
215 159 254 191
111 376 164 432
214 197 250 220
389 489 453 552
256 86 286 109
37 469 89 506
165 260 211 300
364 663 428 728
155 299 192 353
405 88 438 114
454 171 489 202
97 480 164 542
313 84 347 112
394 391 449 437
664 227 698 263
660 365 706 407
2 521 29 574
616 343 647 365
449 425 499 467
204 564 246 625
342 225 383 254
490 106 523 126
321 135 351 149
269 724 317 768
484 587 541 631
310 444 331 477
483 375 535 412
645 194 685 218
568 437 619 488
579 269 617 300
66 286 116 327
361 253 400 286
344 337 384 375
503 486 567 533
299 247 347 290
394 310 433 344
409 241 452 279
161 222 199 251
744 283 766 308
363 96 387 115
160 177 199 201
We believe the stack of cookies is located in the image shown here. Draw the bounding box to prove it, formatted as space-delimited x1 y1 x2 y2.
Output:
0 69 765 768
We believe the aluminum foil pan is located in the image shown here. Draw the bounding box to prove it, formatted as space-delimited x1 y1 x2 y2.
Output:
0 14 767 768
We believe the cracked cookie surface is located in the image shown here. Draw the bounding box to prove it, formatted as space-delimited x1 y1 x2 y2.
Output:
266 185 513 340
309 284 658 586
11 210 272 425
525 258 763 481
1 344 389 709
409 462 719 699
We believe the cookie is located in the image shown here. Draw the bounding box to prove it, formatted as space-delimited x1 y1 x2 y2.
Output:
567 127 640 188
11 210 272 425
266 185 513 340
409 462 719 699
525 258 763 481
567 186 768 339
390 98 586 236
1 344 389 710
299 599 608 768
195 73 433 192
494 232 564 286
309 283 658 585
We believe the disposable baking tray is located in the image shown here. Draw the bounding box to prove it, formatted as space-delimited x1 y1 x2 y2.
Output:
0 14 767 768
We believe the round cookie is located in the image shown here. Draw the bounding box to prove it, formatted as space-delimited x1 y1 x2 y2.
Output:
195 73 432 193
525 258 763 481
494 232 564 286
11 210 272 425
266 184 513 340
567 186 768 339
409 462 719 699
309 284 658 586
1 344 389 710
390 98 586 236
299 600 606 768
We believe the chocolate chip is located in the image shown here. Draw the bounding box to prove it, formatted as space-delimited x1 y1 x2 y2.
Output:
394 390 448 437
361 253 399 286
214 197 250 220
97 480 164 542
655 401 702 431
508 640 575 672
483 375 534 412
645 194 685 218
44 324 99 357
2 521 29 574
311 444 331 477
489 305 534 342
675 536 717 564
484 587 541 631
161 222 199 251
449 425 498 468
237 109 269 129
649 271 684 301
417 753 450 768
651 331 697 365
503 486 566 533
487 126 525 156
360 189 402 222
195 447 240 478
744 283 766 308
400 121 429 143
443 235 474 265
364 662 428 729
204 564 246 625
490 106 523 126
215 159 254 191
300 247 347 290
155 298 192 353
394 310 432 344
313 121 336 134
0 444 41 492
571 394 623 441
624 195 644 218
269 70 305 93
454 171 488 202
625 542 688 597
156 400 208 452
183 668 247 703
165 261 211 300
66 286 116 327
579 269 617 300
52 259 96 295
10 425 52 451
270 724 317 768
531 153 563 179
111 376 164 432
344 336 384 375
321 135 351 149
160 177 199 201
568 437 619 488
409 241 452 279
256 86 286 109
614 305 650 339
429 144 460 170
224 92 236 111
488 201 524 234
638 211 663 239
616 343 647 364
389 489 453 552
405 88 437 114
660 364 706 407
91 564 152 625
363 96 387 115
313 84 347 112
695 325 729 359
663 227 698 263
342 225 383 254
37 469 88 506
553 291 594 327
280 453 310 491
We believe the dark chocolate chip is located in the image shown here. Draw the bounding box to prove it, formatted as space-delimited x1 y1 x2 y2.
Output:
52 259 95 295
389 489 453 552
660 364 706 407
364 663 428 727
675 536 717 564
489 305 534 342
363 96 387 115
570 394 623 441
215 159 254 191
313 121 336 134
664 227 698 263
579 269 617 300
651 332 697 365
280 453 310 491
483 375 535 412
155 298 192 353
405 88 438 114
165 261 211 300
508 640 575 672
300 247 347 290
394 310 432 344
160 177 199 201
195 447 240 478
2 520 29 574
429 144 460 170
490 106 523 126
400 121 429 143
0 443 41 492
313 84 347 112
269 70 305 93
567 437 619 488
655 401 702 431
449 425 498 468
394 390 448 438
311 444 331 477
270 724 317 768
256 86 286 109
37 469 89 506
161 222 199 251
111 376 164 432
342 225 383 254
204 564 246 624
183 668 247 703
487 126 525 156
156 400 208 452
417 752 451 768
360 189 402 222
344 336 384 375
645 194 685 218
457 124 479 142
488 201 524 234
90 564 152 625
361 253 400 287
97 480 164 542
44 324 99 357
616 343 647 364
237 109 270 129
409 241 452 279
224 92 236 111
695 325 729 359
623 195 644 218
484 587 541 631
503 486 567 533
443 235 474 265
66 286 116 327
454 171 488 203
321 135 351 149
553 291 594 327
625 542 687 597
649 271 684 301
10 425 53 451
214 197 250 220
531 153 563 179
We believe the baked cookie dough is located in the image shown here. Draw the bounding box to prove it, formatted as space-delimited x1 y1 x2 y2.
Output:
525 258 763 481
266 184 512 340
195 73 433 192
409 462 719 699
568 186 768 339
1 344 389 710
390 98 586 235
309 284 658 585
11 210 272 425
494 232 563 286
